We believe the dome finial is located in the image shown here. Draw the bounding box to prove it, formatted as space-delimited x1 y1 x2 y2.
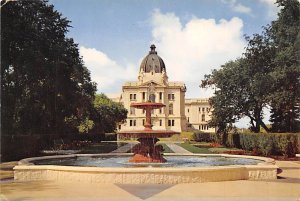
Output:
149 44 157 54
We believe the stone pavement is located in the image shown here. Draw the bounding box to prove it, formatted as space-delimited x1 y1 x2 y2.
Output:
1 160 299 201
110 142 137 153
164 142 192 153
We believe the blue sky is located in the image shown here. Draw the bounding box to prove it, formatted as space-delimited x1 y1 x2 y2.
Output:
49 0 280 127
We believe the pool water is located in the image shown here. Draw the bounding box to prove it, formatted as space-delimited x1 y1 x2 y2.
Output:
34 155 262 168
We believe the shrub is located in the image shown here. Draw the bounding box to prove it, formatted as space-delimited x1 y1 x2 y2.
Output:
193 132 299 157
226 133 240 148
273 133 299 157
193 132 217 142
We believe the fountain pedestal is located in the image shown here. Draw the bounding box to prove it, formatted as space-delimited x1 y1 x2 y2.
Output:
129 138 166 163
118 102 178 163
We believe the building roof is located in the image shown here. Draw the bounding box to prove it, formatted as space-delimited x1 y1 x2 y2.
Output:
139 44 166 73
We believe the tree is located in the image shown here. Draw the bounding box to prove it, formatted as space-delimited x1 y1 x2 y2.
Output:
202 32 273 134
202 0 300 134
1 0 97 138
268 0 300 132
90 94 127 134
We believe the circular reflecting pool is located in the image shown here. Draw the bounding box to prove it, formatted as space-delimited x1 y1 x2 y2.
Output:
34 155 262 168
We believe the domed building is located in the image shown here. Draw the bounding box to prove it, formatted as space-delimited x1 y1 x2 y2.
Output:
116 45 214 132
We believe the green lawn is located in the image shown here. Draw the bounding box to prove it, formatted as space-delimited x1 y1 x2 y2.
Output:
177 142 243 154
79 142 127 154
177 143 213 154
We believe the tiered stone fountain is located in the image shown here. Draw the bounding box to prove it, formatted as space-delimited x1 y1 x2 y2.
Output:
118 85 178 163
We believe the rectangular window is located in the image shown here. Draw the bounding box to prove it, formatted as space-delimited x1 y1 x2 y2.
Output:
133 120 136 126
130 94 136 101
142 92 146 100
187 117 189 123
159 108 162 114
159 92 162 100
202 107 205 113
142 119 145 126
159 119 162 126
168 93 175 100
130 120 133 126
199 107 201 112
202 114 205 122
168 119 175 126
169 104 173 115
187 109 189 113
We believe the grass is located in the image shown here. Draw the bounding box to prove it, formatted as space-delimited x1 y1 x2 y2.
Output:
178 142 244 154
159 132 194 142
177 143 213 154
79 142 127 154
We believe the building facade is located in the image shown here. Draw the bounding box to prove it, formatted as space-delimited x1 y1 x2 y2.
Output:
116 45 213 132
185 99 215 132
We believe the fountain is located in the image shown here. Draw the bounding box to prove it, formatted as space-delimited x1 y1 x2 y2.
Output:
13 45 279 184
118 83 178 163
13 82 279 184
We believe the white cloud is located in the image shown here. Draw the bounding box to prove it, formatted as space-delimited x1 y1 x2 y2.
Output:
221 0 252 15
79 46 136 94
151 9 246 98
232 3 252 14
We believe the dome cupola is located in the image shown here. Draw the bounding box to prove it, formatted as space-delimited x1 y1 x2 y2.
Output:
140 45 166 73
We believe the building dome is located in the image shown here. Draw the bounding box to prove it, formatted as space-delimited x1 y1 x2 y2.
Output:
140 45 166 73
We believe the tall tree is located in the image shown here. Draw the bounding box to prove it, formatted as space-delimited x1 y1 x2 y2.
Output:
1 0 97 137
202 32 273 134
268 0 300 132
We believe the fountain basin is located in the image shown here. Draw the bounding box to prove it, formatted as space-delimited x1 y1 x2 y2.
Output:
14 153 278 184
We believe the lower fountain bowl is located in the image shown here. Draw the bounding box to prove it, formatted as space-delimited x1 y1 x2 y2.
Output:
14 153 279 184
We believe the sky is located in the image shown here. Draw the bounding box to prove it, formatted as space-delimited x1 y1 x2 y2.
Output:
49 0 281 127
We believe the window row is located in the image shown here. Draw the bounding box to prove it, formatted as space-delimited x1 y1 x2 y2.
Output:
198 107 210 113
128 119 176 127
130 93 175 101
199 124 209 130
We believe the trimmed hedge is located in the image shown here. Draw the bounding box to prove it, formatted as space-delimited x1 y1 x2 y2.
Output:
192 132 217 142
193 132 300 157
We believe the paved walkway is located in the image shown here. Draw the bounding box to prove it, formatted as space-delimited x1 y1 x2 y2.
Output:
110 143 137 153
111 142 191 154
164 143 192 154
1 161 299 200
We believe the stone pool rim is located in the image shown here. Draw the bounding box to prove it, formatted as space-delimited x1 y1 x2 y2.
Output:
14 153 278 184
